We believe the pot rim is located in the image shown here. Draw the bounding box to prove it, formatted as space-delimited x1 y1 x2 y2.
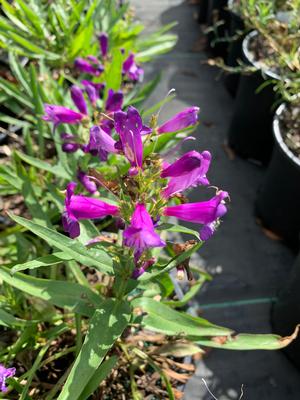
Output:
273 103 300 168
242 30 281 80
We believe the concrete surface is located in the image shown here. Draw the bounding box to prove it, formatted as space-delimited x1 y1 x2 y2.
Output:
131 0 300 399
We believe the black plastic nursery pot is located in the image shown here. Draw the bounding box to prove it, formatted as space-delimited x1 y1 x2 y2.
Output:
255 104 300 250
206 0 230 59
198 0 209 24
223 3 245 97
227 31 279 165
272 252 300 369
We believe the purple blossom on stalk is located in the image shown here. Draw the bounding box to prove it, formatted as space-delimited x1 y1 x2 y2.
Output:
105 89 124 112
123 204 165 260
163 191 228 240
98 32 109 58
81 80 105 106
43 104 83 126
77 170 98 194
70 85 88 115
161 150 211 198
122 53 144 82
114 106 146 172
61 133 80 153
0 364 15 393
74 57 104 76
83 126 118 160
62 182 119 238
157 107 200 134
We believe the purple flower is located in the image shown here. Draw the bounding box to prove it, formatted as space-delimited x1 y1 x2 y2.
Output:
71 85 88 115
74 58 104 76
157 107 200 134
81 80 105 106
98 32 109 58
77 170 98 194
114 106 144 171
60 134 80 153
62 183 119 238
0 364 15 393
43 104 83 126
122 53 144 82
106 89 124 112
163 191 228 240
123 204 165 260
161 150 211 198
84 126 117 160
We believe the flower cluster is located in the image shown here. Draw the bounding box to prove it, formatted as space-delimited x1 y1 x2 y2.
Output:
0 364 15 393
52 100 228 278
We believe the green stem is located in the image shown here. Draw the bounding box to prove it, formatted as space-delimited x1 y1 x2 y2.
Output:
75 314 82 357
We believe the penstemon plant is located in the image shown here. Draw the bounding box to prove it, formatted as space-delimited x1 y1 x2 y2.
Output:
0 95 298 399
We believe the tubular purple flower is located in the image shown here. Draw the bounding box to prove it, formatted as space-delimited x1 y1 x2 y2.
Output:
105 89 124 112
84 126 117 160
199 222 218 241
74 58 104 76
114 106 143 170
98 32 109 58
161 150 211 197
43 104 83 126
81 80 105 106
123 204 165 260
122 53 144 82
62 143 80 153
61 133 80 153
157 107 200 134
87 55 99 63
163 191 228 225
70 85 88 115
62 182 119 238
0 364 15 393
77 170 98 194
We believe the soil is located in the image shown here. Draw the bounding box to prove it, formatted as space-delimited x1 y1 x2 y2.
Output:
248 33 280 74
279 104 300 159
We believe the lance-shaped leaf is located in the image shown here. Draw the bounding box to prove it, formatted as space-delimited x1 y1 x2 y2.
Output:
78 356 118 400
195 325 300 350
11 252 72 274
8 213 114 274
58 299 131 400
132 297 232 337
0 267 102 317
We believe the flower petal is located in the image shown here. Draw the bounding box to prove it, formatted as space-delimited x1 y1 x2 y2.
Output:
158 107 200 134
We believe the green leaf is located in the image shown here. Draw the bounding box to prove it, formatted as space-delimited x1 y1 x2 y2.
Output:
196 326 300 350
104 48 123 92
139 242 202 281
132 297 233 337
157 223 200 240
163 278 205 308
58 299 131 400
8 214 114 274
0 266 102 317
0 309 33 328
15 0 44 36
78 356 118 400
11 252 72 274
15 151 71 179
5 31 59 59
0 76 33 108
8 52 31 95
